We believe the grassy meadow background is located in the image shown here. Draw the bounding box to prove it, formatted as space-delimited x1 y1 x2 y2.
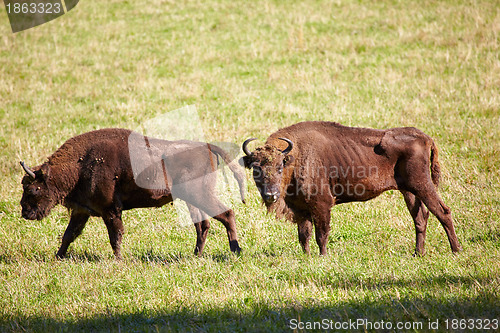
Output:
1 0 499 331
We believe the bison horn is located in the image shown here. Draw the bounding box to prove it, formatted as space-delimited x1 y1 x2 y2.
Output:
242 138 257 156
278 138 294 155
20 161 36 180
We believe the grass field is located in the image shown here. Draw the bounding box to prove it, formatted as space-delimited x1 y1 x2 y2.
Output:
1 0 499 332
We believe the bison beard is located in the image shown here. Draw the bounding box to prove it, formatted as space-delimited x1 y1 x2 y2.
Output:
242 121 462 256
20 128 245 259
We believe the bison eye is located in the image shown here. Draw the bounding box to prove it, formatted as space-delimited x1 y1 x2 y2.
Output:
277 166 283 174
29 186 40 195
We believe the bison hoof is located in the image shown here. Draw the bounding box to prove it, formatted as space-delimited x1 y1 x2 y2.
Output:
229 240 242 255
232 247 242 256
452 245 463 254
194 247 204 257
55 253 66 260
413 251 425 257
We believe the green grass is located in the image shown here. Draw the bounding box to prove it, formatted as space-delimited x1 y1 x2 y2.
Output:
1 0 499 331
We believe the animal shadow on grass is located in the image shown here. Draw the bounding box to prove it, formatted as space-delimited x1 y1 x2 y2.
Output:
63 250 105 263
2 276 498 333
132 249 238 264
0 251 104 264
132 247 288 264
469 229 500 245
133 249 185 264
0 254 16 264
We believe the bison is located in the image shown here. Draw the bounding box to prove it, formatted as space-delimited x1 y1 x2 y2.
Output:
20 128 245 259
241 121 461 256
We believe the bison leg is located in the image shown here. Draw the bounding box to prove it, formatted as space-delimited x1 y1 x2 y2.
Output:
307 197 333 256
187 203 211 256
185 197 241 254
414 187 462 253
56 212 90 259
194 219 211 256
401 190 430 256
311 209 331 256
296 219 313 255
313 219 331 256
102 210 125 260
212 209 241 254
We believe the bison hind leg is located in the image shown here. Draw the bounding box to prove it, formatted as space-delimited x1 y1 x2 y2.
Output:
212 209 241 255
187 204 211 256
184 197 241 255
194 219 211 256
102 210 125 260
401 190 430 256
397 149 461 254
411 186 462 254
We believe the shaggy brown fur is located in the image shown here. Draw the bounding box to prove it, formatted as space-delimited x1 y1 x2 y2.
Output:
242 121 461 256
21 128 245 259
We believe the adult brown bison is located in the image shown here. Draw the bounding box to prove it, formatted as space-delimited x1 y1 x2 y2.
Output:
242 121 461 256
20 128 245 259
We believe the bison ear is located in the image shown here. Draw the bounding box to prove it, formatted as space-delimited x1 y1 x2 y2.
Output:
283 155 294 167
239 156 253 169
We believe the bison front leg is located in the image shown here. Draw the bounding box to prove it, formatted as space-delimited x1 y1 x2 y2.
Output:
296 219 313 255
311 201 333 256
56 212 90 259
314 219 331 256
102 210 125 260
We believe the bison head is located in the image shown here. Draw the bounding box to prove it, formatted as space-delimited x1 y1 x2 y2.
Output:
241 138 294 204
20 162 55 220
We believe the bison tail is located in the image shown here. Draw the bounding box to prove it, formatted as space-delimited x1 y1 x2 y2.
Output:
430 140 440 188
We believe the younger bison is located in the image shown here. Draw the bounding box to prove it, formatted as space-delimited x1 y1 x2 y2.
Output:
242 121 461 256
20 128 245 259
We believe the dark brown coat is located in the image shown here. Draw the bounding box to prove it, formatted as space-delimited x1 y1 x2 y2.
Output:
242 121 461 256
21 128 244 259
